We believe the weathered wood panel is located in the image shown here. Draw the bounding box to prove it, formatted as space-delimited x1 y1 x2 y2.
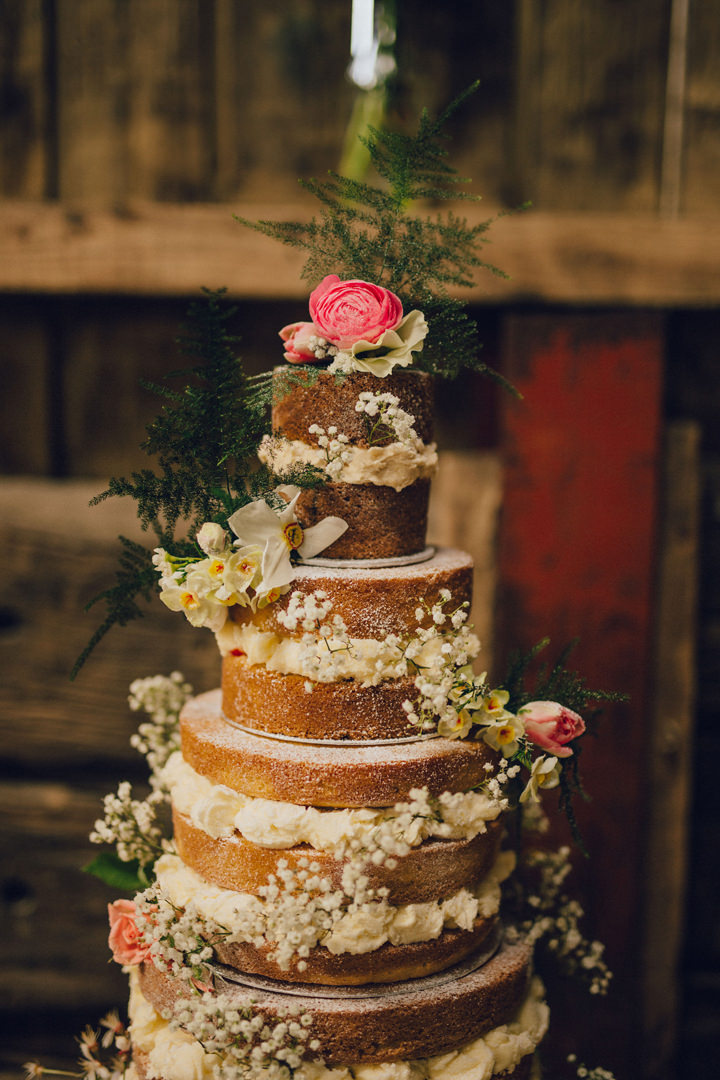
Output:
684 0 720 213
0 298 53 474
0 0 49 198
0 779 131 1010
1 201 719 304
511 0 671 211
497 310 665 1078
54 0 216 203
0 478 220 768
212 1 356 201
642 421 700 1076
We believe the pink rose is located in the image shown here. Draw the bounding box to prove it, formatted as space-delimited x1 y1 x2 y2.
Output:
279 321 319 364
519 700 586 758
309 275 403 349
107 899 152 966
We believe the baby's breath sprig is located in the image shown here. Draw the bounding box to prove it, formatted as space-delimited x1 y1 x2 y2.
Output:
85 782 171 890
128 670 193 784
354 390 422 449
170 991 320 1078
135 885 229 990
505 843 613 997
85 673 191 890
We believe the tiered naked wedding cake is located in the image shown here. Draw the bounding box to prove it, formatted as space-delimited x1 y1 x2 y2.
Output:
109 276 565 1080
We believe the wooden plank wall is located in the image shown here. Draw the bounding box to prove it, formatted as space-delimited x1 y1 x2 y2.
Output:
1 2 718 1079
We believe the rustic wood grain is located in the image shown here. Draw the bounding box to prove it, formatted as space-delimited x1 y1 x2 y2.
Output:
0 300 53 474
60 299 192 478
0 0 48 198
511 0 670 211
497 310 665 1078
642 421 700 1074
0 779 131 1009
684 0 720 214
1 200 719 304
0 478 219 768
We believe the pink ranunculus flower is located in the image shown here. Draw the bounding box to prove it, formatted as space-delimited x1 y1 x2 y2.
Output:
309 275 403 349
279 321 319 364
519 700 586 758
107 899 152 966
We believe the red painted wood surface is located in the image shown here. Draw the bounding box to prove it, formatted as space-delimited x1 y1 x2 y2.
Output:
497 311 664 1076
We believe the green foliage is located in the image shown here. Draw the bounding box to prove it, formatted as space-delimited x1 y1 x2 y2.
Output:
502 638 627 720
71 537 158 679
73 290 274 676
236 83 515 385
501 639 628 850
83 852 154 892
95 289 269 536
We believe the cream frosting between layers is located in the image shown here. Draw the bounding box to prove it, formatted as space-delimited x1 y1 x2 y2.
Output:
161 753 503 853
258 435 438 492
214 621 473 679
154 851 514 957
129 970 548 1080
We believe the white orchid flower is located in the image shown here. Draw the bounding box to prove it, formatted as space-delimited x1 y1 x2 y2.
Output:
227 486 347 597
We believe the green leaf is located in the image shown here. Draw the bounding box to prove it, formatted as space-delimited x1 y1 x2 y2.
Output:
83 852 153 892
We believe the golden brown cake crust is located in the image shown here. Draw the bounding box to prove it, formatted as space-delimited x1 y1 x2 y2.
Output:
180 690 496 807
227 547 474 639
295 480 430 559
212 914 499 986
272 368 434 447
172 808 504 904
137 938 532 1065
222 660 419 740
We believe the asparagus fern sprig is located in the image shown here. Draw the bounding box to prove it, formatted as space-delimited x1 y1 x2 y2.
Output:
72 290 285 676
237 83 514 384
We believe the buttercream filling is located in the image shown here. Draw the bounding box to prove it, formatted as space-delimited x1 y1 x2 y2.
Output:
214 622 479 684
162 753 503 853
153 851 514 956
258 436 438 492
128 969 548 1080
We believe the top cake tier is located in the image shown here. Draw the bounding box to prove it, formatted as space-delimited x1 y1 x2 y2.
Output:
261 368 437 560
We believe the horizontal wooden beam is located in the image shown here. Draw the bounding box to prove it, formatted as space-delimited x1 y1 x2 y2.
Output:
1 199 718 305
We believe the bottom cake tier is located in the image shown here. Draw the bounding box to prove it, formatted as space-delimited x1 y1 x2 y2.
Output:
129 939 547 1078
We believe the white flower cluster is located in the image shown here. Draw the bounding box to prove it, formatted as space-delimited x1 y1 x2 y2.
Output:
153 531 264 634
277 590 354 685
401 591 481 735
507 846 613 996
355 391 422 448
305 334 338 362
135 885 227 988
399 593 565 805
307 424 351 480
128 671 192 784
171 990 319 1079
89 782 171 866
